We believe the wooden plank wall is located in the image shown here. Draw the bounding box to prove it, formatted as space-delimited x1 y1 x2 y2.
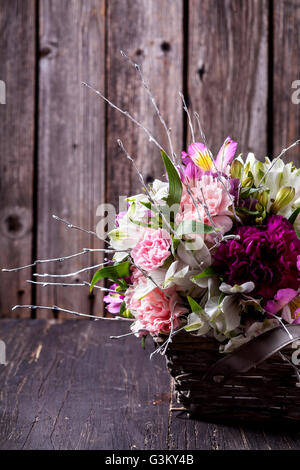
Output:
0 0 299 319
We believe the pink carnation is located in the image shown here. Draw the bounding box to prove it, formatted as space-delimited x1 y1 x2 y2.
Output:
176 174 233 234
131 228 171 271
131 287 188 335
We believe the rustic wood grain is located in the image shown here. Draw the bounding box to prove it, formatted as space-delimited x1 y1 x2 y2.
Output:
37 0 106 318
0 319 170 450
0 0 36 318
1 319 300 449
273 0 300 166
106 0 184 210
187 0 269 160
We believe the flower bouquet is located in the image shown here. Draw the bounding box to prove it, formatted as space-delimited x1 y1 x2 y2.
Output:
6 52 300 421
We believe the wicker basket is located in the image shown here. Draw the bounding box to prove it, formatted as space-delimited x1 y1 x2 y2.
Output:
155 326 300 422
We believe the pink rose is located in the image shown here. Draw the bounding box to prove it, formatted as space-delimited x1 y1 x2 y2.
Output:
176 174 233 235
131 228 171 271
133 287 188 335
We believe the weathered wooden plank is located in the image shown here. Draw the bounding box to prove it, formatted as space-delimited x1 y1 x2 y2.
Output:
187 0 268 160
106 0 184 210
0 0 36 318
273 0 300 166
1 319 300 450
37 1 106 318
0 319 170 450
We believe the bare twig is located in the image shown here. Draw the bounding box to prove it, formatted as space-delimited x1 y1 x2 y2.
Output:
179 92 195 143
82 81 166 155
257 139 300 188
26 280 118 293
32 262 108 279
194 111 209 148
120 50 176 163
1 246 122 273
11 304 134 321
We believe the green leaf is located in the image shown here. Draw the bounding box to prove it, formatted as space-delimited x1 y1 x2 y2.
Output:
160 150 182 208
187 296 203 313
176 219 215 236
239 187 259 199
288 207 300 225
90 261 131 292
140 201 152 210
193 266 216 280
236 207 260 216
119 301 126 316
171 237 180 256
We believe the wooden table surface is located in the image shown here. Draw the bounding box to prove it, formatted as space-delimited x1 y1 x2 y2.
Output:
0 319 300 450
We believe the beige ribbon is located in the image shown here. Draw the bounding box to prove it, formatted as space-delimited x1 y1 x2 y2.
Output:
202 325 300 384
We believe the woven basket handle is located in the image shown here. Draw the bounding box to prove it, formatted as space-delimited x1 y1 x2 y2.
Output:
202 325 300 385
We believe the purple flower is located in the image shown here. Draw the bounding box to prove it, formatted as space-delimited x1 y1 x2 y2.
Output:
115 211 127 227
103 283 125 314
212 215 300 302
265 288 300 324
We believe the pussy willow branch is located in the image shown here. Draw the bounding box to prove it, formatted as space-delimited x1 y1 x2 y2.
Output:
256 138 300 188
1 247 122 273
179 92 195 143
82 81 166 156
83 77 207 249
26 280 117 293
194 111 209 149
120 50 177 164
52 214 111 246
150 325 186 359
161 301 178 355
119 52 208 235
32 262 108 279
11 304 134 321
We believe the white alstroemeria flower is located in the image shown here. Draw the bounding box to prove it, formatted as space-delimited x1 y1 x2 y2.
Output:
185 311 210 336
109 200 150 250
164 261 189 289
150 179 169 205
219 282 255 294
237 153 300 221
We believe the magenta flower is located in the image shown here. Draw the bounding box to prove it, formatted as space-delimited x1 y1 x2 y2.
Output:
103 283 125 314
212 215 300 301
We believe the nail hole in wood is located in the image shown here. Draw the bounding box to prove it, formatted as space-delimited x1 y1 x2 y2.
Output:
146 175 154 184
39 47 52 58
135 48 143 56
197 65 205 81
5 215 22 233
160 41 171 52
